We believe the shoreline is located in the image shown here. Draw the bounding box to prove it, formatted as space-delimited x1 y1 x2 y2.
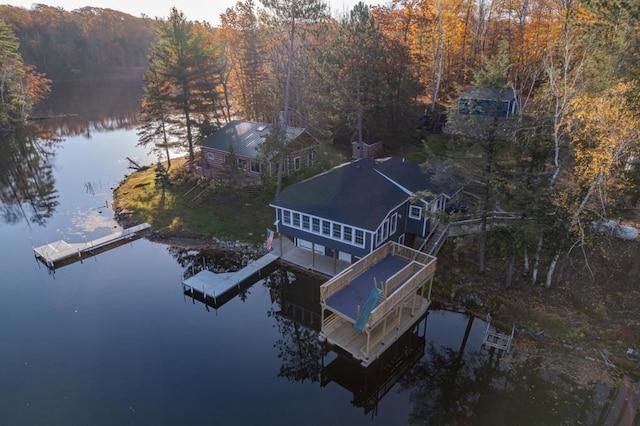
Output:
143 228 269 256
138 225 625 387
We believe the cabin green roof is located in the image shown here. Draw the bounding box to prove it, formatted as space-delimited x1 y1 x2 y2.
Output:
199 120 305 159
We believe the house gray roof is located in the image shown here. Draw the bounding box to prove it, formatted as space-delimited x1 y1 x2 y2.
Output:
374 157 462 197
199 120 306 159
459 87 516 102
271 157 463 231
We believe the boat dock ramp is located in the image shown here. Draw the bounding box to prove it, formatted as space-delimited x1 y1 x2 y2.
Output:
33 223 151 269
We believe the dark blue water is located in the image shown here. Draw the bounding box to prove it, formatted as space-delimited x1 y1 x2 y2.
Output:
0 121 597 425
0 128 414 425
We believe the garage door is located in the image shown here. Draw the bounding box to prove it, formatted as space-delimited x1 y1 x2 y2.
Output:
296 239 324 254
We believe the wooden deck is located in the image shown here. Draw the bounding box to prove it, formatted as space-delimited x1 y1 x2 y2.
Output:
182 252 279 304
321 298 430 367
33 223 151 269
319 241 437 366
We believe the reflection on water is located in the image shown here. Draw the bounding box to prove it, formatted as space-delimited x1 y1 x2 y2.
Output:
2 80 634 425
268 268 325 385
322 316 427 417
221 261 618 424
0 127 59 226
0 79 143 228
34 79 142 137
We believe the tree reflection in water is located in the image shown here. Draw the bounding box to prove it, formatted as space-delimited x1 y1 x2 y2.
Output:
168 249 599 424
400 331 590 425
265 267 324 384
0 126 59 226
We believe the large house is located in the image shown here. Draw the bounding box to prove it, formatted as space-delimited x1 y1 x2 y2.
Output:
270 157 463 264
197 120 317 181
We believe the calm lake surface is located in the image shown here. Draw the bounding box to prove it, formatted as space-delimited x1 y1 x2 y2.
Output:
0 81 598 425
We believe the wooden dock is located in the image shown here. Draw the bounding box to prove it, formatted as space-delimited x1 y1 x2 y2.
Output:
481 315 515 353
319 241 437 367
182 252 279 304
33 223 151 269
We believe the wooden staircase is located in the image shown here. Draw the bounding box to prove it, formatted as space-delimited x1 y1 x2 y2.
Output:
419 222 450 256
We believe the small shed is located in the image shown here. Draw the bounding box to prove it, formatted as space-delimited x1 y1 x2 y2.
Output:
351 140 382 159
457 87 518 118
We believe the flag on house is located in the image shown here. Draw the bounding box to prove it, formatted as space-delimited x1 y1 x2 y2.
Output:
266 228 274 251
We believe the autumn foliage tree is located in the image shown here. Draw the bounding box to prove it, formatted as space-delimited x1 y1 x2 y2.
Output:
0 19 50 128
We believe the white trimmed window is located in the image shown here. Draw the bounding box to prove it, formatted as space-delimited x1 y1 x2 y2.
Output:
390 213 397 234
322 220 331 236
283 210 291 225
292 212 300 227
250 161 262 173
206 152 215 160
409 205 422 220
332 223 341 239
312 218 320 233
355 230 364 246
302 215 310 230
343 226 353 242
294 156 301 171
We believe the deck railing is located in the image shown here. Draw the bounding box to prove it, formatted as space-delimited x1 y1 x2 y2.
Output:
368 260 436 327
320 242 394 302
391 243 433 264
448 211 521 236
320 241 436 304
383 261 419 296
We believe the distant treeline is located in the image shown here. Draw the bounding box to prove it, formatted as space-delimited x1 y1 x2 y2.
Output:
0 5 156 82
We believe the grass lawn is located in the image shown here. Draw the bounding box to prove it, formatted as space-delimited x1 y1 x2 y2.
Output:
112 158 275 244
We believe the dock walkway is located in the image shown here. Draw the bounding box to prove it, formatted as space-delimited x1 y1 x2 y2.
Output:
182 252 279 304
33 223 151 269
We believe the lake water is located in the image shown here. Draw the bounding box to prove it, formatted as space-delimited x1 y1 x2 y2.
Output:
0 82 603 425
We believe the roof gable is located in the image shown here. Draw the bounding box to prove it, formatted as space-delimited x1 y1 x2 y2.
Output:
199 120 306 158
374 157 462 199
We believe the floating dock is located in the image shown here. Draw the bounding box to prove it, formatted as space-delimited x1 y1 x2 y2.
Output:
33 223 151 269
182 252 279 306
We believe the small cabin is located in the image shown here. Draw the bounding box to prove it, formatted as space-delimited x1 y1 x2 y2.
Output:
457 88 518 118
197 120 317 181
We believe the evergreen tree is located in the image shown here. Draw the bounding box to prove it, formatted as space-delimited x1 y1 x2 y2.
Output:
137 58 179 168
259 0 328 196
146 8 223 172
0 19 50 127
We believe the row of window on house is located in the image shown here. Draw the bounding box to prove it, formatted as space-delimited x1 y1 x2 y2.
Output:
280 204 428 249
282 209 367 248
205 151 314 175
